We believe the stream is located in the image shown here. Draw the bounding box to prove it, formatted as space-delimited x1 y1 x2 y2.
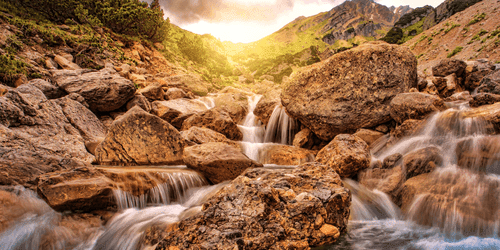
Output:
1 95 500 250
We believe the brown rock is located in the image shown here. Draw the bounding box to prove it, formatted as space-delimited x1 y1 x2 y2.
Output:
456 137 500 172
126 94 152 112
154 162 350 249
469 93 500 107
140 83 165 101
54 55 80 70
359 165 405 203
180 126 240 149
183 142 263 184
444 91 471 103
403 146 442 179
259 144 315 165
182 108 243 141
391 119 424 139
477 69 500 95
464 60 495 90
353 129 385 146
282 41 417 141
213 87 249 124
432 58 467 77
462 102 500 133
316 134 371 178
254 96 279 126
52 68 136 112
95 107 186 166
390 92 447 124
152 99 207 126
293 128 316 149
28 79 65 99
165 87 187 100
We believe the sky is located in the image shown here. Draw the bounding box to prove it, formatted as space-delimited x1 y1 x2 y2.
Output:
156 0 444 43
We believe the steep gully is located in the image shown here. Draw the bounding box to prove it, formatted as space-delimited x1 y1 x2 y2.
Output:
1 94 500 249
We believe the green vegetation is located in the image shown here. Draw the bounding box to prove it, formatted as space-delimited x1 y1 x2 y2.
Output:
447 46 463 58
444 22 461 34
467 13 486 26
0 54 28 84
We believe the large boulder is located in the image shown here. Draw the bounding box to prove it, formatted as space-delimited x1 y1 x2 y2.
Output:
183 142 262 184
182 108 243 141
353 129 385 146
403 146 443 179
464 60 495 90
390 92 447 124
0 86 99 186
253 96 279 126
152 99 208 128
154 162 351 249
469 93 500 107
259 145 316 165
432 58 467 78
213 87 249 124
477 69 500 95
462 102 500 133
180 126 241 149
52 68 136 112
316 134 371 178
95 106 186 166
282 41 417 141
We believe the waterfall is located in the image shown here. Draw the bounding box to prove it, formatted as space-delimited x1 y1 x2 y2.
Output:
263 104 298 145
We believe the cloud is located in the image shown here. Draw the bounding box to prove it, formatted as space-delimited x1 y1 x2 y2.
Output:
156 0 340 24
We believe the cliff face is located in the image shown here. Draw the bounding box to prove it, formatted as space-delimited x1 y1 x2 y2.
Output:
321 0 412 45
423 0 484 30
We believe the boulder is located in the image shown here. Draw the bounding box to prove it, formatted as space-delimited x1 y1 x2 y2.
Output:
293 128 316 149
180 126 241 149
183 142 263 184
182 108 243 141
154 162 351 249
259 75 274 81
126 94 152 112
359 165 405 203
152 99 207 126
52 68 136 112
254 96 279 126
28 79 65 99
464 60 495 90
316 134 371 178
165 87 187 100
139 83 164 101
432 58 467 77
444 91 471 103
53 55 80 70
282 41 417 141
56 97 107 142
162 74 210 97
259 145 316 165
469 93 500 107
353 129 385 146
390 92 446 123
213 87 249 124
391 119 424 139
456 137 500 172
403 146 443 179
95 106 186 166
477 69 500 95
462 102 500 133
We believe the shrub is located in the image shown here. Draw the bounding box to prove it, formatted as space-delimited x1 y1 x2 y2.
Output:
467 13 486 26
447 46 463 58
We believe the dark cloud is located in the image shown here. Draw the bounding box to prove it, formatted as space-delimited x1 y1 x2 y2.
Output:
154 0 340 24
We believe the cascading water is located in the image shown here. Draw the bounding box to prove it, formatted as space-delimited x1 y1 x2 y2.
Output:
263 104 298 145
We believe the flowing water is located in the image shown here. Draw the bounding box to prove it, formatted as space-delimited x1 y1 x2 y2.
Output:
2 94 500 250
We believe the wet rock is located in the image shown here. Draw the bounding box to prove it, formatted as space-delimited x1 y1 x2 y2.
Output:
95 106 186 166
469 93 500 107
154 162 350 249
182 108 243 141
383 153 403 169
403 146 443 179
293 128 316 149
139 83 165 101
52 68 136 112
316 134 371 178
259 145 316 165
165 87 187 100
432 58 467 78
390 92 446 123
477 69 500 95
282 41 417 141
359 165 405 203
183 142 263 184
444 91 471 103
126 94 152 112
353 129 385 146
462 102 500 133
180 126 241 149
254 96 279 126
391 119 424 139
456 137 500 172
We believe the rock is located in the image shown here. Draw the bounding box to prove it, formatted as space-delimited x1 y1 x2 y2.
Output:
470 93 500 107
183 142 263 184
180 126 240 149
282 41 417 141
477 69 500 95
259 75 274 81
464 60 495 90
28 79 65 99
213 87 249 124
432 58 467 77
462 102 500 133
95 106 186 166
391 119 423 139
403 146 442 179
182 108 243 141
353 129 385 146
456 137 500 172
293 128 316 149
126 94 152 112
13 74 28 87
254 96 279 126
165 87 187 100
154 162 350 249
53 55 80 70
316 134 371 178
444 91 471 102
359 165 405 203
162 74 210 97
399 173 430 212
45 57 58 70
441 73 460 98
52 68 136 112
139 83 165 101
383 153 403 169
152 99 207 128
390 92 447 123
259 145 315 165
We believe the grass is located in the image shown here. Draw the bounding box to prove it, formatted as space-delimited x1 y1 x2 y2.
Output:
467 13 486 26
444 22 461 34
447 46 463 58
